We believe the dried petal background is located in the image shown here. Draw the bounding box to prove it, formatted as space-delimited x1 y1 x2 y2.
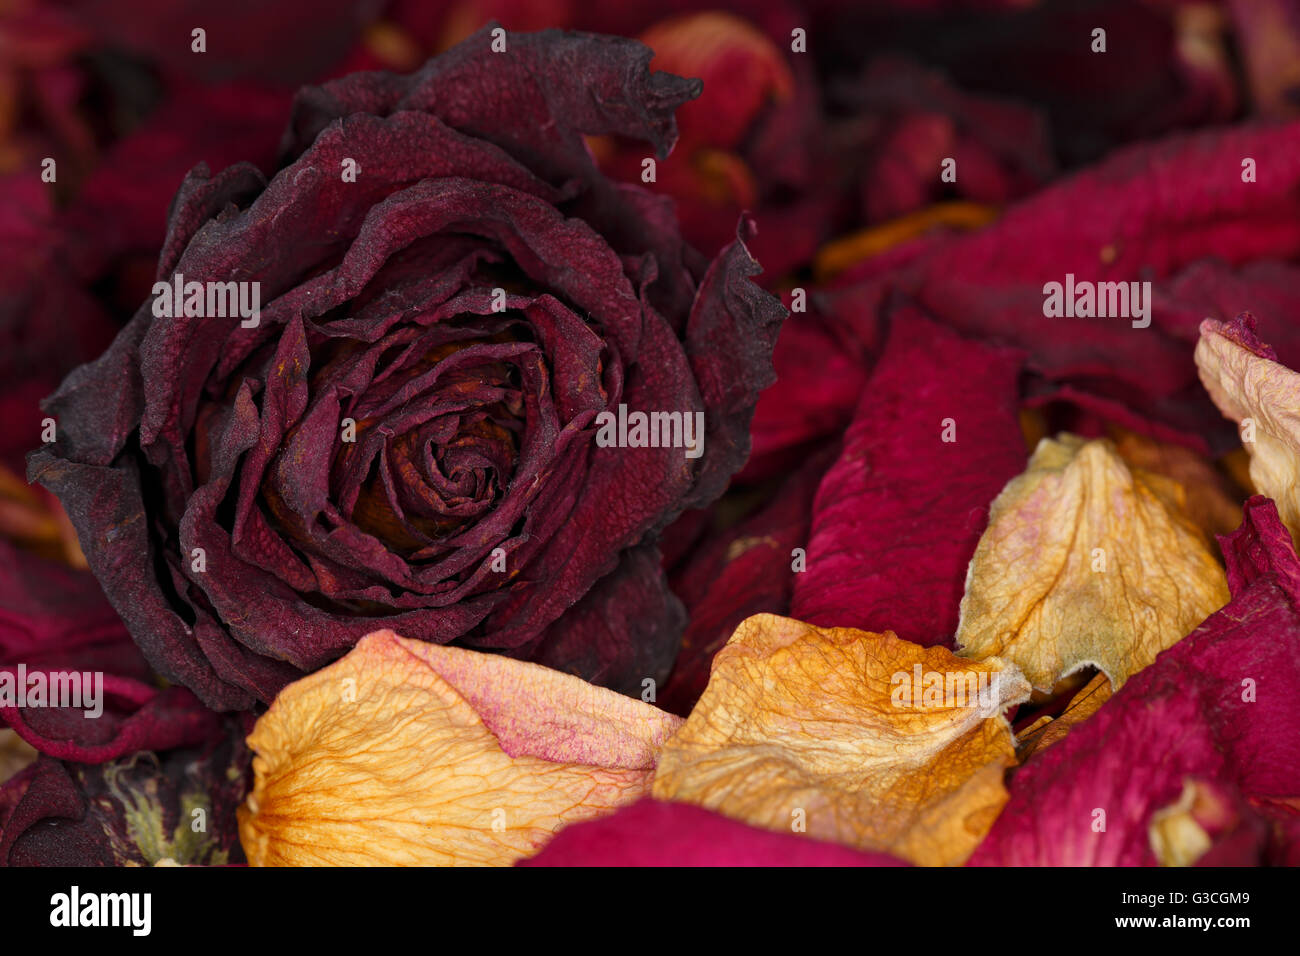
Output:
1 0 1299 868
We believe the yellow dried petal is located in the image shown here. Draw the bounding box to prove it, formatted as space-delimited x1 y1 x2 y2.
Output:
1195 318 1300 547
956 435 1229 691
238 630 682 866
1109 427 1243 540
1149 779 1230 867
651 614 1030 866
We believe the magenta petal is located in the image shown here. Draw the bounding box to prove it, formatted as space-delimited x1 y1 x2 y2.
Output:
741 309 870 484
824 121 1300 449
0 541 223 762
519 799 910 867
791 312 1026 645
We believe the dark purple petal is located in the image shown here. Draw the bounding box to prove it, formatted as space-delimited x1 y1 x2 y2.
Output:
30 28 783 709
523 544 686 697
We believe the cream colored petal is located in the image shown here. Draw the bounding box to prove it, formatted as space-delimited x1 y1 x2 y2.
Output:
955 435 1229 692
651 614 1030 866
1196 317 1300 546
238 630 682 866
1109 427 1243 540
1148 779 1241 867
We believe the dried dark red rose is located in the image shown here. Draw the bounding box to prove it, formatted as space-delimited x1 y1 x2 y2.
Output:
29 27 785 710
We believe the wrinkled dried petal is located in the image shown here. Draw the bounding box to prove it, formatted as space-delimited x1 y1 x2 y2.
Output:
1110 427 1245 541
30 28 785 708
822 122 1300 452
956 434 1229 691
0 540 223 764
1196 312 1300 547
652 614 1029 866
239 630 682 866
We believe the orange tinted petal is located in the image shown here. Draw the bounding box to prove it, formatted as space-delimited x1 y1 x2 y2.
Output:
651 614 1029 866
